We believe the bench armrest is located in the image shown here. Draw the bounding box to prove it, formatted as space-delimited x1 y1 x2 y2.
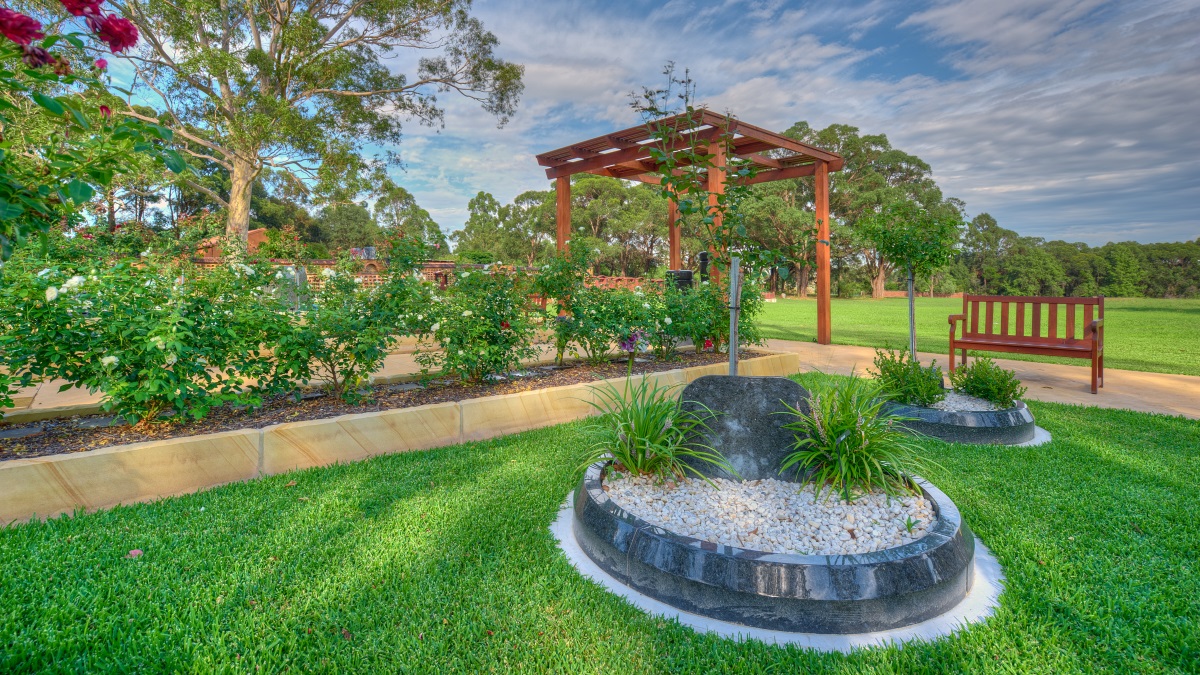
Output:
948 313 965 326
1087 318 1103 336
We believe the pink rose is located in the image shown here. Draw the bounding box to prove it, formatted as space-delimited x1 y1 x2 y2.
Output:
0 8 45 46
21 45 54 68
95 58 107 70
59 0 104 18
99 105 112 119
96 15 137 52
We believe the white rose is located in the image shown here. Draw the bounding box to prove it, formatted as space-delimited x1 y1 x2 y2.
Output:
462 310 473 317
37 268 51 278
62 275 85 291
45 286 59 302
664 317 672 325
321 268 336 278
165 353 178 366
460 272 470 278
101 355 119 367
430 322 440 332
643 303 651 309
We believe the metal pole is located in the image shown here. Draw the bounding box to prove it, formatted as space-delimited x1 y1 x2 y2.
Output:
729 256 741 376
907 262 917 358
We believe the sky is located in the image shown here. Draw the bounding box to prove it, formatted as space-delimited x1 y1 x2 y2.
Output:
382 0 1199 246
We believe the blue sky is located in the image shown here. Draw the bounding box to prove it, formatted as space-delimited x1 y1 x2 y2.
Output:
367 1 1197 244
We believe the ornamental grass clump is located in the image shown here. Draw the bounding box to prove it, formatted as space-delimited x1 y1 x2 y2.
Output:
581 378 736 486
950 357 1027 408
872 346 946 407
778 375 935 503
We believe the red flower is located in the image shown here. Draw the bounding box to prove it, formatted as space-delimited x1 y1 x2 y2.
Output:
21 45 54 68
99 105 112 119
96 15 137 52
59 0 104 18
94 58 107 70
81 233 95 239
0 8 45 46
704 338 714 350
500 321 510 330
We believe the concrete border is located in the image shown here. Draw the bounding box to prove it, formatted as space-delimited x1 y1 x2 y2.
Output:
551 496 1005 653
1 352 797 525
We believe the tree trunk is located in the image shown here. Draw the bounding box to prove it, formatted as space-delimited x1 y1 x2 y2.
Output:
106 187 118 232
797 265 811 298
226 157 260 242
871 263 888 298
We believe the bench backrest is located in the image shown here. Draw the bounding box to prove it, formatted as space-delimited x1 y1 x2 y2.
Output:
962 295 1104 344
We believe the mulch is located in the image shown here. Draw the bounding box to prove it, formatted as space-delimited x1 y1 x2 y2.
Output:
0 350 746 461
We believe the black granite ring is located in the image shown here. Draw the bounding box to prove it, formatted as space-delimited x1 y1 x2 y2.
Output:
883 400 1035 445
572 463 976 634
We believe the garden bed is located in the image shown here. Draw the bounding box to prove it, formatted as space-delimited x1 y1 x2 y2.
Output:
0 349 744 461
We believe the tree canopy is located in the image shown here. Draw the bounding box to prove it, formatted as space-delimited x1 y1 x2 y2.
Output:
110 0 524 240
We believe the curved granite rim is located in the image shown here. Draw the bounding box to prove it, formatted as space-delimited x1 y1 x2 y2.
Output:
883 399 1036 445
572 462 976 633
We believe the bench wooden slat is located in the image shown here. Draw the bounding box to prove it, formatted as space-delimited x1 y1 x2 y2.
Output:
951 294 1104 394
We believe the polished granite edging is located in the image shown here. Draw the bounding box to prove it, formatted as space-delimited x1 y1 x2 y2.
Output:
1 353 798 524
884 400 1036 445
572 462 975 634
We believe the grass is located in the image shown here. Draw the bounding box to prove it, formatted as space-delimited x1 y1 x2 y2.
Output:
1 401 1198 672
758 296 1200 377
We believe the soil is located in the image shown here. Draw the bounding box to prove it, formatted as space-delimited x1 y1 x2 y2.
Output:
0 350 749 461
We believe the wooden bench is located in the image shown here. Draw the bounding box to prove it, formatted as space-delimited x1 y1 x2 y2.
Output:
949 295 1105 393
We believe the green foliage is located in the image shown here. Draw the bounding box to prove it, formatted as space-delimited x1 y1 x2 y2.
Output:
949 357 1027 408
581 378 735 485
0 252 290 423
274 255 407 403
533 248 590 365
872 347 946 407
778 375 933 502
0 37 184 260
858 197 963 278
416 269 538 383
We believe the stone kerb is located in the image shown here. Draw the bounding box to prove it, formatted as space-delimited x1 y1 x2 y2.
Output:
0 352 797 525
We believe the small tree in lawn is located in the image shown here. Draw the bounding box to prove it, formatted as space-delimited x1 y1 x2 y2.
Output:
859 197 962 358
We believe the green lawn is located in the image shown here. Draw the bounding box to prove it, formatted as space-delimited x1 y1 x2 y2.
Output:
758 297 1200 377
2 401 1197 672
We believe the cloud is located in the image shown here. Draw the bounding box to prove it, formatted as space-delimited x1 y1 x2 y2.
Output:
384 0 1198 244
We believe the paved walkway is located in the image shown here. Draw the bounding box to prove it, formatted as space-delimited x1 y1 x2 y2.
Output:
5 340 1198 422
764 339 1200 419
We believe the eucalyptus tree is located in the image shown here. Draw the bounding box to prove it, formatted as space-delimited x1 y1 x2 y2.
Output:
109 0 524 241
374 181 446 250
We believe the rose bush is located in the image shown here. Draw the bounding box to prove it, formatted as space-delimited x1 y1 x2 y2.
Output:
417 268 538 383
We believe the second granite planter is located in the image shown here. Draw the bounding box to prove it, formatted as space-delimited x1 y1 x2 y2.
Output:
884 400 1036 445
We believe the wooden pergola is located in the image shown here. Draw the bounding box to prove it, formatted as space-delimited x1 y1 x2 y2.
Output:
535 109 844 344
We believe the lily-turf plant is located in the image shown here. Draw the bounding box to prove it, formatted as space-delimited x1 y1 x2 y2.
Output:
580 377 736 487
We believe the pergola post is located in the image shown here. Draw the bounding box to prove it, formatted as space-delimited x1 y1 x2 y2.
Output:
706 141 726 283
667 189 681 270
555 175 571 252
815 159 831 345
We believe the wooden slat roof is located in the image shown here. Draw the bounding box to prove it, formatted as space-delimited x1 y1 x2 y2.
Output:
535 109 844 184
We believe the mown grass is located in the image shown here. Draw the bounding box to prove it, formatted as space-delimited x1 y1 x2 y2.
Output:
758 296 1200 376
1 401 1197 673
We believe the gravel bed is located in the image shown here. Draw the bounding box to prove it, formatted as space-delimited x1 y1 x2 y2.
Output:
604 475 935 556
930 389 999 412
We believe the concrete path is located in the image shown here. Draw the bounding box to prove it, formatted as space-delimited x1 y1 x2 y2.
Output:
764 339 1200 419
5 340 1197 422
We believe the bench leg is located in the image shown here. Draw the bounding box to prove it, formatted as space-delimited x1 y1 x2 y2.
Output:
1091 353 1098 394
1099 352 1104 389
960 349 967 367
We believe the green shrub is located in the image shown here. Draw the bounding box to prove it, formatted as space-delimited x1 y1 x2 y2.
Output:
416 268 538 383
950 357 1027 408
778 375 935 502
533 249 590 365
0 253 292 424
275 254 412 403
581 378 735 485
872 347 946 407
